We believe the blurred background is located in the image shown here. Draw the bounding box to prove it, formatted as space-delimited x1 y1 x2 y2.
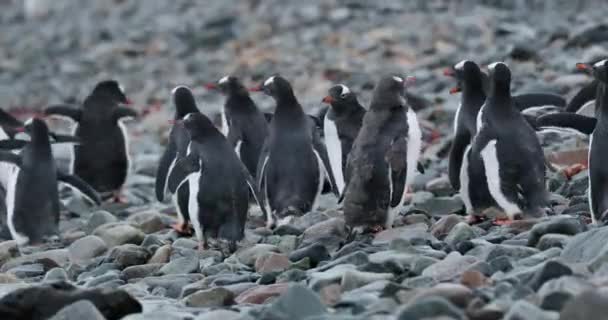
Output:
0 0 607 123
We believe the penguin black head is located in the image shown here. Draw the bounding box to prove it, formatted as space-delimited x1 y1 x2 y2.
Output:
577 59 608 83
179 112 217 140
322 84 358 114
91 80 132 105
23 117 50 142
205 76 249 96
445 60 485 94
370 75 415 110
250 75 296 102
487 62 511 96
171 86 199 119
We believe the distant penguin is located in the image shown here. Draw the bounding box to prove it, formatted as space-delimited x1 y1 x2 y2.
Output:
204 76 269 178
467 62 547 224
251 76 338 221
155 86 200 234
321 84 366 194
44 80 137 202
166 112 268 251
342 75 422 231
0 118 100 245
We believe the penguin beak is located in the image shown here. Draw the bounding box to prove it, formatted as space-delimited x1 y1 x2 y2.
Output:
322 96 334 104
204 83 218 90
124 98 134 105
405 76 416 87
449 86 462 94
168 120 182 125
576 63 592 72
443 68 455 77
249 85 263 92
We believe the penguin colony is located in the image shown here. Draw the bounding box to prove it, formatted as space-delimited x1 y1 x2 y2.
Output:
0 57 604 252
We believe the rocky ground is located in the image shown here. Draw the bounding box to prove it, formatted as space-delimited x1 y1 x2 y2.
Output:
1 0 608 319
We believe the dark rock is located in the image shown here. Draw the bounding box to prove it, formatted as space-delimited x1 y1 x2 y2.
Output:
106 244 150 268
527 217 586 247
397 296 465 320
288 244 330 267
48 300 106 320
121 264 164 280
273 224 303 236
183 287 234 307
529 261 572 291
559 289 608 320
159 256 199 275
503 300 558 320
539 276 594 312
0 281 140 320
537 234 570 250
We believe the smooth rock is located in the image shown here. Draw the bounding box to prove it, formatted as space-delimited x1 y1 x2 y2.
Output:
195 310 240 320
183 287 234 307
121 264 164 280
68 235 108 264
86 211 118 234
0 241 19 267
397 296 465 320
430 214 464 239
107 244 150 268
148 245 171 264
233 244 280 266
537 234 570 250
266 284 326 318
159 256 199 275
49 300 106 320
539 276 594 311
560 289 608 319
529 260 572 291
1 249 70 272
44 268 69 282
504 300 558 320
445 222 479 246
93 223 145 247
527 217 586 247
126 211 165 234
422 251 478 281
288 244 330 267
235 283 289 304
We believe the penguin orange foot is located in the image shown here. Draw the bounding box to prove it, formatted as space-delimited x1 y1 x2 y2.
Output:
493 217 515 226
466 215 488 225
112 191 128 203
171 222 192 235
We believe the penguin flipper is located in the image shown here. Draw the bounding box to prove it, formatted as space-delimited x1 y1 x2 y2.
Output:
0 109 23 128
386 135 408 207
112 107 138 122
566 80 598 113
56 171 102 205
256 141 270 191
155 136 178 201
0 151 21 166
0 139 28 150
167 154 201 194
44 105 82 122
312 125 339 196
242 164 272 227
513 93 567 110
536 112 596 135
448 131 471 190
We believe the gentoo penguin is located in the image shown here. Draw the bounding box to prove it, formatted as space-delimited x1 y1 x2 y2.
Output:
468 62 547 223
204 76 268 178
166 112 268 251
155 86 200 234
342 75 422 231
321 84 366 194
251 76 338 221
0 118 101 245
44 80 137 201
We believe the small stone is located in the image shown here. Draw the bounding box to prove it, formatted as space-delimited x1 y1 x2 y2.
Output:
319 283 342 306
107 244 150 268
504 300 559 320
44 267 69 282
127 211 166 234
159 256 199 275
121 264 164 280
235 283 290 304
445 222 478 246
422 251 478 282
148 245 171 264
233 244 280 266
49 300 106 320
288 243 330 267
537 234 570 250
86 210 118 234
527 216 586 247
183 287 235 307
430 214 464 239
255 252 291 274
461 270 489 289
68 235 108 264
397 296 465 320
93 223 145 247
195 310 241 320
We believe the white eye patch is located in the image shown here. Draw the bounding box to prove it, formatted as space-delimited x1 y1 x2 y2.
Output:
455 60 467 70
219 76 229 84
338 84 350 94
264 76 276 86
171 85 190 95
595 59 608 67
488 61 506 70
392 76 403 83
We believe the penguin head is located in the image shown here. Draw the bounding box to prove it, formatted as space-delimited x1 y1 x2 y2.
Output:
578 59 608 83
322 84 358 114
250 75 295 102
23 117 50 143
205 76 248 96
181 112 217 139
487 62 511 96
445 60 484 94
370 75 415 110
171 86 199 119
92 80 132 105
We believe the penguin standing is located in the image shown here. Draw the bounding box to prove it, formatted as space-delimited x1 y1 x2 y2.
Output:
342 75 422 231
251 76 338 222
468 62 547 223
0 118 100 245
166 112 268 251
204 76 268 178
44 80 137 201
155 86 200 234
321 84 366 194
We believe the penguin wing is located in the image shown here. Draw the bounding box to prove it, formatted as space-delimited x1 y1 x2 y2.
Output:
167 153 201 194
226 124 242 147
44 105 82 122
536 112 596 135
56 171 102 205
513 93 566 110
0 151 22 167
448 130 472 190
312 125 339 196
256 140 270 191
566 80 598 113
112 107 138 122
0 109 23 128
0 139 27 150
386 133 408 207
155 133 178 201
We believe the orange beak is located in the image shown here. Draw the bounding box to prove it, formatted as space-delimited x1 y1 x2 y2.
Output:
576 63 591 71
449 86 462 94
443 68 455 77
204 83 218 90
322 96 334 104
249 85 263 92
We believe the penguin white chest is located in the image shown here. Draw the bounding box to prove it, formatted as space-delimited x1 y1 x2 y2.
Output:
323 115 344 193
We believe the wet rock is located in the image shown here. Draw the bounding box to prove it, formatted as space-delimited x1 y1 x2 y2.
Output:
48 300 106 320
93 223 145 247
422 251 478 282
235 283 290 304
527 216 586 247
233 244 280 266
255 252 290 274
86 211 118 234
396 296 465 320
68 235 108 264
504 300 558 320
106 244 150 268
559 289 608 320
159 256 199 275
288 243 330 267
183 287 234 307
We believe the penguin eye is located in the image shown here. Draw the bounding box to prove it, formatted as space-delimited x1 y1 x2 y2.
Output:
340 93 348 99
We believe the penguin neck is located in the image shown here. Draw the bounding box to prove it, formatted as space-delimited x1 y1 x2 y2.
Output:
275 94 303 116
487 81 512 111
596 81 608 122
462 82 486 110
176 106 199 120
30 132 52 154
226 93 256 113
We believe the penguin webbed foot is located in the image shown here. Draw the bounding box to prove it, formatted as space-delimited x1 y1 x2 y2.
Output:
466 215 488 225
171 222 193 236
112 191 128 204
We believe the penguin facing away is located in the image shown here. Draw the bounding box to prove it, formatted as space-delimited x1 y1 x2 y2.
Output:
165 112 269 252
204 76 269 178
155 86 200 235
0 118 101 245
342 75 422 232
321 84 366 195
251 76 338 222
468 62 547 224
44 80 137 202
